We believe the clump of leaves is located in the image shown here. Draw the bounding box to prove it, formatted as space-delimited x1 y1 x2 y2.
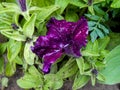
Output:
0 0 120 90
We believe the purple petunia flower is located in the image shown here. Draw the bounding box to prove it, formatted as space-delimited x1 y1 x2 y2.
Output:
18 0 27 12
31 17 88 74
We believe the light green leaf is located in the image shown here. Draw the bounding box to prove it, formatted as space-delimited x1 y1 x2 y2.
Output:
44 74 63 89
57 59 78 78
82 50 99 56
24 42 35 65
76 58 85 74
55 0 70 14
100 45 120 84
111 0 120 8
1 31 26 41
97 73 105 81
28 66 42 78
37 5 59 23
13 56 23 65
0 57 4 74
0 43 7 55
23 13 36 38
0 3 19 13
7 39 22 62
70 0 87 8
1 77 8 88
88 5 95 15
17 73 42 89
5 62 16 76
73 72 90 90
17 66 43 89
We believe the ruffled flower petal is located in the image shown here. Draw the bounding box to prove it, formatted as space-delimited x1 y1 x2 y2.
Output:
31 17 88 74
42 50 63 74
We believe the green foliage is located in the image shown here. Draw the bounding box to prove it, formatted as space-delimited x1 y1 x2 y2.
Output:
0 57 4 74
100 45 120 84
0 0 120 89
23 13 36 38
111 0 120 8
17 66 43 89
73 72 90 90
87 15 109 42
44 74 63 89
7 39 22 62
1 77 8 89
24 42 35 65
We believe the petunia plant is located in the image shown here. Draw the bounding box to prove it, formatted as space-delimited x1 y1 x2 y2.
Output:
0 0 120 90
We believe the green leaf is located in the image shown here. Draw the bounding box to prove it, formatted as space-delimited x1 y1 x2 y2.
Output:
28 66 42 78
5 62 16 76
73 72 90 90
37 5 59 23
111 0 120 8
65 11 79 22
24 42 35 65
7 39 22 62
97 72 105 81
0 3 19 13
17 66 43 89
76 58 85 74
44 74 63 89
88 5 95 15
55 0 70 14
17 73 42 89
70 0 87 8
96 28 104 38
107 33 120 50
90 30 98 42
100 45 120 84
0 57 4 74
1 31 26 41
85 14 100 21
0 43 7 55
82 50 99 56
23 13 36 38
98 36 110 50
57 59 78 78
1 77 8 88
13 56 23 65
98 24 109 34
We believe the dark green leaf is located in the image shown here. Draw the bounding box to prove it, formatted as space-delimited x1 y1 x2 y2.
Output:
90 30 98 42
96 28 104 38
